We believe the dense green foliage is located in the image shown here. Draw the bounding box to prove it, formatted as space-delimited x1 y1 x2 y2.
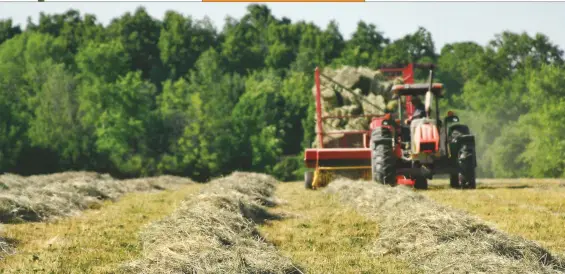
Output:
0 5 564 180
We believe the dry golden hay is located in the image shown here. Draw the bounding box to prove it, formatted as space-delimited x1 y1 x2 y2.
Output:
311 65 402 148
0 172 195 224
123 172 301 274
0 225 14 259
0 172 195 258
325 179 565 274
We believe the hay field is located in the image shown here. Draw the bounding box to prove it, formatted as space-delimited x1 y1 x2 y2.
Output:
0 172 194 224
3 173 565 274
0 184 202 273
425 178 565 255
258 182 415 274
124 172 301 274
324 179 565 273
0 172 195 262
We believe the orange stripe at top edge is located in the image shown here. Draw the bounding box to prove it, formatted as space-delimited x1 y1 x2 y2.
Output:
203 0 363 2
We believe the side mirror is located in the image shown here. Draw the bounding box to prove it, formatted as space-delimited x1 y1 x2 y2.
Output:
445 115 460 123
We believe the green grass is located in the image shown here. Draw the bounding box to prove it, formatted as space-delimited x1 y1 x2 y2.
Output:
258 182 416 274
0 184 203 274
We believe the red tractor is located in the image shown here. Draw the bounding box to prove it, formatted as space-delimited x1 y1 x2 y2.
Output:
304 63 477 190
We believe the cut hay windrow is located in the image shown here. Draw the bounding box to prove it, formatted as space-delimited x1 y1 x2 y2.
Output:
123 172 301 274
0 172 194 224
325 179 565 274
0 230 14 259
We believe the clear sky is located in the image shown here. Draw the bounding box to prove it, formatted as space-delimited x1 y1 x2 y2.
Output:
1 2 564 53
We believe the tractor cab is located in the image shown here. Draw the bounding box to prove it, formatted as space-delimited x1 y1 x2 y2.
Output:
391 83 444 124
389 78 445 158
389 81 463 158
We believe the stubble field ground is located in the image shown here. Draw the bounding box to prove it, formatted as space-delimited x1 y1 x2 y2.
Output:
0 184 203 273
1 174 564 273
425 178 565 255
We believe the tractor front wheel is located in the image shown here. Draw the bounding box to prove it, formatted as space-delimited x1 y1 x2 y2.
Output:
371 128 396 186
371 143 396 185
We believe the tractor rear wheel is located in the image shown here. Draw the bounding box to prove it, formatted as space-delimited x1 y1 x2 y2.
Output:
414 176 428 190
459 173 476 189
371 128 396 185
304 171 313 189
449 174 460 188
449 127 476 190
458 144 476 189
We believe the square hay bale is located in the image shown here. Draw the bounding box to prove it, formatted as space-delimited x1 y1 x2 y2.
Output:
312 65 396 148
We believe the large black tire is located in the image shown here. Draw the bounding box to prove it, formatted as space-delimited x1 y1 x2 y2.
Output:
304 171 313 189
414 176 428 190
458 144 476 189
449 174 460 188
371 128 396 185
450 127 476 189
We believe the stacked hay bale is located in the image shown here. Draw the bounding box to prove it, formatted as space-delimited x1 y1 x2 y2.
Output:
312 66 403 148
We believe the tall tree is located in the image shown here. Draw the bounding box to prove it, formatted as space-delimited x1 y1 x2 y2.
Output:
437 41 484 100
159 12 217 81
0 19 22 45
377 26 436 71
26 10 104 60
79 72 157 176
28 63 86 169
76 39 131 83
232 70 287 172
336 21 389 67
158 48 245 180
107 7 164 88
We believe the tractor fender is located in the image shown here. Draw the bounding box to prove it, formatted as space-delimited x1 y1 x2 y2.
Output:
448 125 470 139
451 134 475 146
447 124 476 167
447 124 475 146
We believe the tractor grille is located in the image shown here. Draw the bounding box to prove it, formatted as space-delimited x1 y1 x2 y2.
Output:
420 142 436 152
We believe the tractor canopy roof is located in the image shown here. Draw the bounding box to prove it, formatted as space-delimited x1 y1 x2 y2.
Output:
391 83 444 97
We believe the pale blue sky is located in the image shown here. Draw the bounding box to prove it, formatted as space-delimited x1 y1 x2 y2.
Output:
1 2 564 52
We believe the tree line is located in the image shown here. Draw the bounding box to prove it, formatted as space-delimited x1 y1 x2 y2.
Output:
0 4 563 181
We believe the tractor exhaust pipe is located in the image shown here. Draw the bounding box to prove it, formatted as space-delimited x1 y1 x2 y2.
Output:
425 68 434 117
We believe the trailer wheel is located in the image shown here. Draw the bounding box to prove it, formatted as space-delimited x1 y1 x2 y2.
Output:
304 171 313 189
414 176 428 190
